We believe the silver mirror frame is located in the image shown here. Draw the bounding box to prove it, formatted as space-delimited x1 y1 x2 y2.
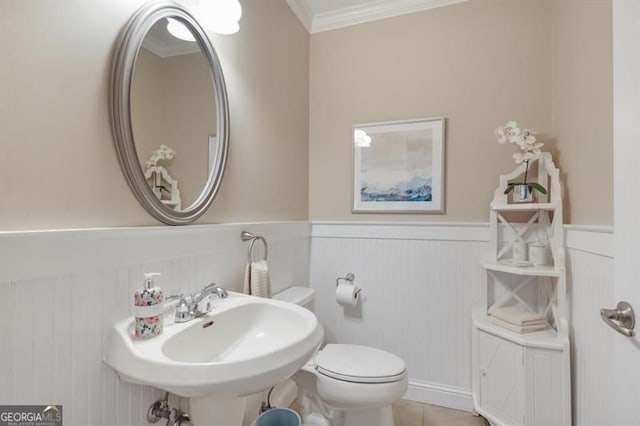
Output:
110 1 229 225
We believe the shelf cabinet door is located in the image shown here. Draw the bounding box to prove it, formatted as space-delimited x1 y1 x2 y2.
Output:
479 331 525 426
524 347 569 426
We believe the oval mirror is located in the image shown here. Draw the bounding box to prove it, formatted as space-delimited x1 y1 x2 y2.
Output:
111 1 229 225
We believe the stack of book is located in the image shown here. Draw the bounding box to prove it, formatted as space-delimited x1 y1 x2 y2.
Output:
489 306 549 334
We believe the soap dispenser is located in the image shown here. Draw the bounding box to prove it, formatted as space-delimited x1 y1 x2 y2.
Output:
133 272 164 338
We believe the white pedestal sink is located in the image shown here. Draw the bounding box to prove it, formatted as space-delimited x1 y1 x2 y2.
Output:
104 292 324 426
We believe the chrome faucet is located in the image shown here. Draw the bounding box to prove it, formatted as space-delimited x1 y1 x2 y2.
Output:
171 283 228 323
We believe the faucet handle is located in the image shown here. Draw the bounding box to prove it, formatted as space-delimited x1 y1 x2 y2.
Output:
174 295 193 323
165 294 182 302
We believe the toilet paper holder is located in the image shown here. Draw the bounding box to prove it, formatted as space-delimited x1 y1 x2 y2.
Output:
336 272 355 287
335 273 362 305
336 273 361 295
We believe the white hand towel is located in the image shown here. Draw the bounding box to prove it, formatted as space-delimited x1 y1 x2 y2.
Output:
488 306 546 326
243 262 251 295
243 260 271 298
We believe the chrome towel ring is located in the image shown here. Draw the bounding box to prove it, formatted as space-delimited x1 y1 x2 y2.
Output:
241 231 268 263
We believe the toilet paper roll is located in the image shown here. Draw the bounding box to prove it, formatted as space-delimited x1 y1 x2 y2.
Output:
336 283 360 306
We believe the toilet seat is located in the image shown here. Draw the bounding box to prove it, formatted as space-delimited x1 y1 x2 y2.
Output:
315 344 406 384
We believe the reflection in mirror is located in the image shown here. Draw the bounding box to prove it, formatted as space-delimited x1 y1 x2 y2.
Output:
130 18 216 211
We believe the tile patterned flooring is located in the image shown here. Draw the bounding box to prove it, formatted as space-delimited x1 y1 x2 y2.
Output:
392 400 488 426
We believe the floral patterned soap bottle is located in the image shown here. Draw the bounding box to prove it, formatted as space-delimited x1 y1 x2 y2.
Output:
134 272 164 338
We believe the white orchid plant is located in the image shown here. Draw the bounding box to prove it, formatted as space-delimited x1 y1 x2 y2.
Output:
494 121 547 196
145 144 175 170
145 144 176 196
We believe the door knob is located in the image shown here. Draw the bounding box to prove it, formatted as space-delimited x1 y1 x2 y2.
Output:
600 301 635 337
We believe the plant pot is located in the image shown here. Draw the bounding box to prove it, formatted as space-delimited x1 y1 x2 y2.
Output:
512 184 535 203
152 186 163 200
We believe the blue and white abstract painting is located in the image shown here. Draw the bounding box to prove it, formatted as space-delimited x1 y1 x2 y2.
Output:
353 118 444 212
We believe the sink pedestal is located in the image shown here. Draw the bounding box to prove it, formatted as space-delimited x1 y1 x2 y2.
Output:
190 396 247 426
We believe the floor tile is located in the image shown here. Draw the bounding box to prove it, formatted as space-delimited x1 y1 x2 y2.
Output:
392 399 423 426
423 403 488 426
291 398 488 426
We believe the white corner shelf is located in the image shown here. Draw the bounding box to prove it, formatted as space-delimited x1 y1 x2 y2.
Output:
483 262 563 278
472 153 571 426
472 312 567 351
491 202 557 211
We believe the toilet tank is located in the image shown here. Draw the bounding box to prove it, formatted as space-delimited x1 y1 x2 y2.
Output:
273 286 315 312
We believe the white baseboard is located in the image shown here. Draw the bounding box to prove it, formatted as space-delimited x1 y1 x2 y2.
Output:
271 377 474 413
404 380 473 412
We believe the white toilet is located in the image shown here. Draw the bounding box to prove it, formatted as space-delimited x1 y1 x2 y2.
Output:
274 287 408 426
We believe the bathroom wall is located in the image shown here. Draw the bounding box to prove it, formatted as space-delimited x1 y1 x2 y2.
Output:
310 223 487 410
0 222 309 425
308 0 614 226
309 223 615 419
551 0 613 226
307 2 615 418
0 221 614 424
0 0 309 230
566 232 615 425
308 0 553 223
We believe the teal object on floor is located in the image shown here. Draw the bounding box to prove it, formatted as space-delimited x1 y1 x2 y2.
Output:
256 408 301 426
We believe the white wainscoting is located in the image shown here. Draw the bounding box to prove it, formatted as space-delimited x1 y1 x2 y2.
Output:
565 226 615 425
310 222 488 412
0 221 615 425
0 222 310 426
310 222 615 416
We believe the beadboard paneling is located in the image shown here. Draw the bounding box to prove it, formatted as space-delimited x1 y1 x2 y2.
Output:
310 224 487 411
310 223 615 417
0 221 616 425
567 245 615 425
0 222 309 426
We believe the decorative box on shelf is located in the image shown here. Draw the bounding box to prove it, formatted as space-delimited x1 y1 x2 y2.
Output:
471 153 571 426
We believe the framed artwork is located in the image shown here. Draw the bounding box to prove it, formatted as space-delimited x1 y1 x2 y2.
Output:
352 118 445 213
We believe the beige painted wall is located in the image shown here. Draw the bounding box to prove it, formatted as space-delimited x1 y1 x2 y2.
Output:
0 0 612 229
309 0 554 222
0 0 309 230
551 0 613 225
309 0 614 225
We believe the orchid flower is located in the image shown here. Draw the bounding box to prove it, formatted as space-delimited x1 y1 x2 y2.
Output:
495 121 548 196
145 145 176 170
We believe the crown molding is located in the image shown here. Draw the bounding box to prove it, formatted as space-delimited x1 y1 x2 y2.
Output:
294 0 468 34
142 37 201 58
285 0 313 32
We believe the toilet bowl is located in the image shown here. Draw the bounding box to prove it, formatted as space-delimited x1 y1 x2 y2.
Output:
274 287 408 426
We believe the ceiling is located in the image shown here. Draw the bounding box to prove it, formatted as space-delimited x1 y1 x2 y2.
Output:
142 18 201 58
285 0 467 33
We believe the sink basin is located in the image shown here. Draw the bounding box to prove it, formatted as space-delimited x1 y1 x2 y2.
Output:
104 291 324 399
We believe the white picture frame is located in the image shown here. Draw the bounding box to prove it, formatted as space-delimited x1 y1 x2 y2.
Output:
352 118 445 213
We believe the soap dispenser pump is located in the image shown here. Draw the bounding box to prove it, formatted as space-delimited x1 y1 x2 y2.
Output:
133 272 164 338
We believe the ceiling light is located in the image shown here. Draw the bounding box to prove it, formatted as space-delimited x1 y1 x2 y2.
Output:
198 0 242 35
166 18 196 42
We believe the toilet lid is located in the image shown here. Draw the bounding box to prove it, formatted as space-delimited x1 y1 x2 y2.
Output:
314 344 406 384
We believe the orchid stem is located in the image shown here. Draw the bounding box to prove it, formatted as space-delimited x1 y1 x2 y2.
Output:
524 159 529 185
